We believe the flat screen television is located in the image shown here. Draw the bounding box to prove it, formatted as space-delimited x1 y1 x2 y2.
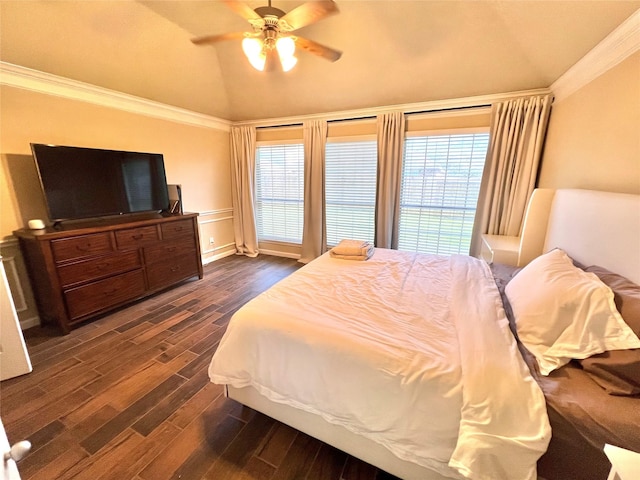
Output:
31 143 170 223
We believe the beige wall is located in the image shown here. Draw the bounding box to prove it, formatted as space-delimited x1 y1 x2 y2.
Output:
0 85 234 255
539 51 640 194
0 85 235 326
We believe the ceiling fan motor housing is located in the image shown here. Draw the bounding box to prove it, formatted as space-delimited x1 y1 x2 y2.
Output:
254 6 286 18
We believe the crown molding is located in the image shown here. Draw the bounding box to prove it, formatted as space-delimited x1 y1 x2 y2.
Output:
0 60 552 131
0 62 231 132
231 88 551 128
551 8 640 102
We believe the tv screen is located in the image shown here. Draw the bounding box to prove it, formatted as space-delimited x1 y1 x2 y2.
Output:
31 143 170 223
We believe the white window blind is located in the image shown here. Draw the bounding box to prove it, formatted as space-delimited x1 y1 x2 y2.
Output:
255 144 304 243
398 133 489 255
325 140 377 246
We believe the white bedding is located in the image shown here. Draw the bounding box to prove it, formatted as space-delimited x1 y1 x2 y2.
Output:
208 249 551 480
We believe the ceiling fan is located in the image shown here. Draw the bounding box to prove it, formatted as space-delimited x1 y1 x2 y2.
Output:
191 0 342 72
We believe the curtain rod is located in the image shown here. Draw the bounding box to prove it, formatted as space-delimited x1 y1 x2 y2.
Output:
407 103 491 116
254 104 492 130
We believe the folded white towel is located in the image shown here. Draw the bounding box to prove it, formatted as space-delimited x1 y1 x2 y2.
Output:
330 240 374 261
331 239 373 257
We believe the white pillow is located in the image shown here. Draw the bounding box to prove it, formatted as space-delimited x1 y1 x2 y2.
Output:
505 249 640 375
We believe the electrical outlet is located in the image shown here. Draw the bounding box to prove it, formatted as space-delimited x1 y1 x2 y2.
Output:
209 237 215 245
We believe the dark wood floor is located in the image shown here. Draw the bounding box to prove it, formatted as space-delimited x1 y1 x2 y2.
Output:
1 254 398 480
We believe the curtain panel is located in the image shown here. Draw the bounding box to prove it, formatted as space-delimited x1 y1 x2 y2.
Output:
299 120 328 263
470 94 553 256
375 111 406 249
230 126 259 257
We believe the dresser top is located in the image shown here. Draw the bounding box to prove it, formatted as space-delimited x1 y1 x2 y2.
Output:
13 212 198 241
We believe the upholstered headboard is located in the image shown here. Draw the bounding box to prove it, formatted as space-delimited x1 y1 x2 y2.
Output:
541 189 640 285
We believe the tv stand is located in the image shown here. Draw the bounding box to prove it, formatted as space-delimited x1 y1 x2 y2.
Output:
14 213 203 334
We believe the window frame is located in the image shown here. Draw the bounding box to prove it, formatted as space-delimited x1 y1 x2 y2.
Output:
398 127 490 255
254 139 305 245
324 135 378 248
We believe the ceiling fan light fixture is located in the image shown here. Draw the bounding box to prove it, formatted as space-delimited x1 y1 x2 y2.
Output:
276 36 297 72
279 54 297 72
242 37 266 71
248 52 267 71
276 36 295 57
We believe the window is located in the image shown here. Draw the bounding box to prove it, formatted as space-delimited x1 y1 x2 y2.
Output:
325 140 377 246
255 143 304 243
398 132 489 255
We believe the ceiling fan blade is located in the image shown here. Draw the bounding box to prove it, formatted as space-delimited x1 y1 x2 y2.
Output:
191 31 246 45
280 1 339 31
223 0 262 22
295 36 342 62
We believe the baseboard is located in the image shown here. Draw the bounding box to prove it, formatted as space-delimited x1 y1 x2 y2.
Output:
20 315 40 331
258 249 301 260
202 247 237 265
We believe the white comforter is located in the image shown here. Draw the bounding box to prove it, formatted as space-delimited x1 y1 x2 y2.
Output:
208 249 550 479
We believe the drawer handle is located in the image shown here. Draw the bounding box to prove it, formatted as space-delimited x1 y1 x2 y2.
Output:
174 227 184 232
166 247 177 253
76 244 91 251
96 263 109 270
170 266 181 272
103 288 118 296
132 234 144 240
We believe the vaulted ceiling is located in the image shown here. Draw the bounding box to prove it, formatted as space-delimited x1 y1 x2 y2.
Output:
1 1 638 122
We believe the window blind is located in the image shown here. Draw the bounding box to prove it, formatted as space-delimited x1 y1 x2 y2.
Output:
325 141 377 246
398 133 489 255
255 144 304 243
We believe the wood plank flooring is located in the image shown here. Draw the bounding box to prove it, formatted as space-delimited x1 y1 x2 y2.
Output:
1 254 398 480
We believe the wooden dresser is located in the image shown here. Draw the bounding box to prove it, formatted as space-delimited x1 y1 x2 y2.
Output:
14 213 203 334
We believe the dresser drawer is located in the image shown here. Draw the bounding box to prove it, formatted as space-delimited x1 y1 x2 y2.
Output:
146 254 200 290
161 219 194 240
57 250 142 287
115 225 159 249
52 233 113 262
65 269 146 320
144 237 196 264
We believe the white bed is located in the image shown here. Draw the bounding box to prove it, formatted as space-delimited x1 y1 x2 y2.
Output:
208 188 640 480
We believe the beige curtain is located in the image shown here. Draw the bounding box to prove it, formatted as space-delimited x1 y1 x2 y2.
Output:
470 94 553 256
299 120 328 263
375 111 406 249
230 126 259 257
